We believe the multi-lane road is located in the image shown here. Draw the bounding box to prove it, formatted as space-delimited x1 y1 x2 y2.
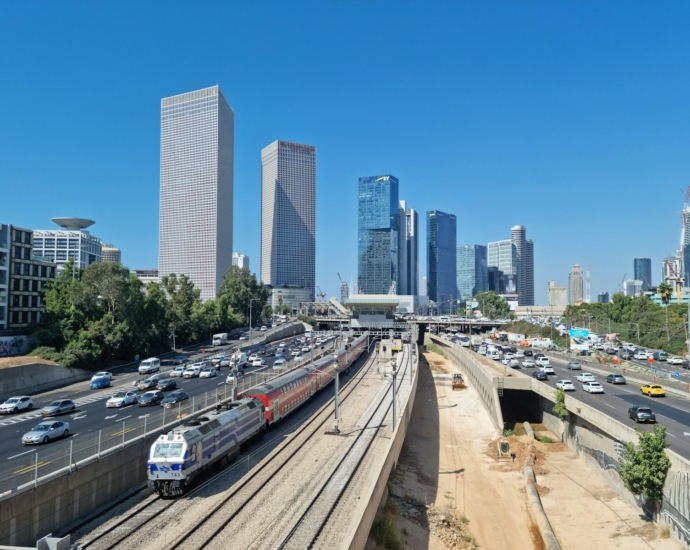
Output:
0 331 340 495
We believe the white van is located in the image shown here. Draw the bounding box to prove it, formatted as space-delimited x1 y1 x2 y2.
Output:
273 358 287 370
234 352 248 366
489 350 501 361
138 358 161 375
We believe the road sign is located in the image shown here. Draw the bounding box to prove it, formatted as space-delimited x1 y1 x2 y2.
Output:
569 329 589 338
675 372 681 379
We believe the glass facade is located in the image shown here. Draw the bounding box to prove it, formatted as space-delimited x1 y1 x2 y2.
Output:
357 175 399 294
634 257 652 290
456 245 488 301
32 230 102 271
261 141 316 301
426 210 457 313
159 86 234 302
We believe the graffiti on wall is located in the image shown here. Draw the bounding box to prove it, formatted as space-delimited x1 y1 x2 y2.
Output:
663 472 690 546
0 336 27 356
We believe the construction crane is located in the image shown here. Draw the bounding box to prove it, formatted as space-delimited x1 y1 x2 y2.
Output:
664 259 684 302
316 285 326 303
618 274 627 294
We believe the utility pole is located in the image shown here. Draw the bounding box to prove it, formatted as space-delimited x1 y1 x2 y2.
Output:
391 360 397 433
327 353 341 435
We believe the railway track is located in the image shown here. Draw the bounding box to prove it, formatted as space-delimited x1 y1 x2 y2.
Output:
76 342 378 550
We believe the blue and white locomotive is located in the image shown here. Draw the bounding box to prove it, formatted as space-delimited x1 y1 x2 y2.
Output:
147 397 266 497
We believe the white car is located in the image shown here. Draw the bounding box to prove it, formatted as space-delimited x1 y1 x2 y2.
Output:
252 358 265 367
260 326 267 332
668 356 684 365
302 346 311 352
0 396 34 414
248 354 260 362
170 366 186 378
514 351 524 358
273 358 287 369
535 357 551 367
183 366 201 378
278 342 286 348
582 381 604 393
634 351 649 360
576 372 596 383
199 367 217 378
239 335 248 341
522 359 536 368
226 371 244 385
106 391 138 408
556 380 575 391
478 347 487 355
539 365 555 375
508 358 519 368
291 349 301 357
91 371 113 381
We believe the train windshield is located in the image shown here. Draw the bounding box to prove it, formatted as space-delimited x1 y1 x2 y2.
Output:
153 442 184 458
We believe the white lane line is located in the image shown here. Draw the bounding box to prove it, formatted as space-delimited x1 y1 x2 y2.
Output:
604 403 616 409
668 433 677 438
117 415 132 422
105 415 118 420
7 449 36 460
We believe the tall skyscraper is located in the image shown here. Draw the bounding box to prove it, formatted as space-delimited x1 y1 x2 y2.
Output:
488 240 516 278
421 276 427 296
427 210 457 313
633 258 652 290
625 280 643 297
397 201 408 295
406 207 419 295
102 244 121 264
232 252 249 270
456 245 488 300
159 85 234 302
357 175 399 294
598 291 609 303
569 264 584 304
260 141 316 300
509 225 534 306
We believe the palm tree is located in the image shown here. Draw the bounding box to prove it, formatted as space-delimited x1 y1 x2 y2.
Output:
658 282 673 343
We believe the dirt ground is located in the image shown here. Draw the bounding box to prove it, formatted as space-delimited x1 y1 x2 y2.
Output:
0 355 55 368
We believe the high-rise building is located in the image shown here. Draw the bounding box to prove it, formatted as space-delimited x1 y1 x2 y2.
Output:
597 292 609 303
159 85 234 302
511 226 534 306
548 281 568 307
421 276 427 297
33 218 102 272
406 207 419 295
397 201 408 296
427 210 457 314
684 246 690 288
634 258 652 290
134 269 159 285
357 175 399 295
456 245 488 301
232 252 250 270
487 266 503 293
261 141 315 301
0 225 10 329
488 240 516 278
624 280 643 297
102 244 121 264
569 264 584 304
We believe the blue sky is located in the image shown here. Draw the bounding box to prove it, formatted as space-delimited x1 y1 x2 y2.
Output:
2 2 689 304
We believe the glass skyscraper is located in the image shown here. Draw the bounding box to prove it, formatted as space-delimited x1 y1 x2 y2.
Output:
357 175 399 294
511 225 534 306
159 85 234 302
427 211 457 313
456 245 488 300
261 140 316 301
633 257 652 290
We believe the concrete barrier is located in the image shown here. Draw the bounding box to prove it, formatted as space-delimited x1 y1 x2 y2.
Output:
0 363 92 403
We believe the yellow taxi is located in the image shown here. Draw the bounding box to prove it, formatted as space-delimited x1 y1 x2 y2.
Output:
640 384 666 397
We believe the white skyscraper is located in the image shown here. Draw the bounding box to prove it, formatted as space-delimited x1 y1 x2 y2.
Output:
488 239 516 276
159 86 234 302
232 252 249 270
261 140 316 301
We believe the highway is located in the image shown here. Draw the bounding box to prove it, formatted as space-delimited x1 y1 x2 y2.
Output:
0 330 341 495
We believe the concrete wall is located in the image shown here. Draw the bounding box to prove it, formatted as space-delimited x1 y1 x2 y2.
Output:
0 363 91 402
0 335 30 357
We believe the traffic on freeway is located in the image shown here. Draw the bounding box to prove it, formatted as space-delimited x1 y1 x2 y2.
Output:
0 329 345 495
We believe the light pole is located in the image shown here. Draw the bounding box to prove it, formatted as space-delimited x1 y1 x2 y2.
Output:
391 358 397 432
332 353 340 434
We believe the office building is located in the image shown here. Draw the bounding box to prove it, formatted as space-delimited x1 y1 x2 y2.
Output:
0 225 9 329
357 175 399 295
261 141 315 301
267 286 312 313
511 225 534 306
102 244 121 264
488 240 516 278
6 225 56 329
232 252 250 271
488 266 503 293
625 280 643 297
421 276 427 297
159 85 234 302
456 245 488 301
634 258 652 291
32 217 102 272
598 292 609 303
340 281 349 303
569 264 584 304
397 201 408 296
134 269 159 285
548 281 568 307
426 210 457 313
405 207 419 295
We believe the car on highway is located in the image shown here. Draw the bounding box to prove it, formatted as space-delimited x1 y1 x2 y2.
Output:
161 391 189 408
22 421 70 445
0 396 34 414
605 374 626 385
138 391 164 407
273 358 287 369
521 359 536 368
566 362 582 370
41 399 76 417
620 350 634 360
532 371 548 381
514 351 524 358
157 378 178 391
138 358 161 375
556 380 575 391
260 325 267 331
183 365 201 378
137 377 160 391
199 367 217 378
226 370 244 385
539 365 555 375
523 350 533 357
640 384 666 397
278 342 286 348
220 356 232 367
106 391 138 407
252 358 265 367
535 357 551 367
90 376 111 390
634 351 649 360
173 355 188 365
91 371 113 381
248 354 260 362
628 405 656 423
291 349 301 357
668 356 684 365
582 381 604 393
575 373 596 383
239 333 248 341
653 351 668 362
211 356 225 366
170 366 186 378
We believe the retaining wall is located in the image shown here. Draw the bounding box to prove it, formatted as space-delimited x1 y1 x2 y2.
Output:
0 363 91 403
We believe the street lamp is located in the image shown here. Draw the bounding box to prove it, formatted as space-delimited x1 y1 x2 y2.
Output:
330 352 341 434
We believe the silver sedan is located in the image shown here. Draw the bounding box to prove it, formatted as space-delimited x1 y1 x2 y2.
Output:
23 421 70 444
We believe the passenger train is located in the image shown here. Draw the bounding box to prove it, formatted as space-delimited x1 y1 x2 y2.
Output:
147 332 370 497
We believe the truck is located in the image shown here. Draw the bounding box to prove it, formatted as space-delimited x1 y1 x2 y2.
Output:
212 333 228 346
470 335 484 347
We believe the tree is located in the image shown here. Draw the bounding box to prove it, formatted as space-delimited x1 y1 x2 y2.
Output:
658 282 673 342
161 274 201 347
618 425 671 512
474 291 510 319
217 266 269 323
553 388 568 419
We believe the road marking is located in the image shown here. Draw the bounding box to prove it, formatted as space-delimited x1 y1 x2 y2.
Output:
13 461 51 475
668 433 677 438
117 415 132 422
105 415 118 420
604 403 616 409
7 449 36 460
684 432 690 437
111 427 137 437
138 414 150 419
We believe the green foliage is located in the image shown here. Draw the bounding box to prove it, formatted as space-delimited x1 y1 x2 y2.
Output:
502 428 515 437
297 313 317 326
618 424 671 504
425 343 445 356
553 388 568 419
371 498 404 550
217 266 269 324
538 436 554 443
474 291 511 319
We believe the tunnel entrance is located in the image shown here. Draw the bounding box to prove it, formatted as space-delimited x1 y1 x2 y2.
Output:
499 389 543 432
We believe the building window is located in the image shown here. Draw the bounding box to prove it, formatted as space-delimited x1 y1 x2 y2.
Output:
12 279 20 291
41 265 47 277
31 296 37 308
22 295 29 308
13 247 21 259
32 264 38 276
45 239 55 248
23 264 30 276
12 295 19 307
23 232 31 245
56 251 67 261
12 262 20 275
57 239 67 249
23 248 31 260
11 311 19 324
32 280 38 292
13 230 21 243
33 238 43 247
68 239 79 250
49 267 55 278
22 279 29 292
